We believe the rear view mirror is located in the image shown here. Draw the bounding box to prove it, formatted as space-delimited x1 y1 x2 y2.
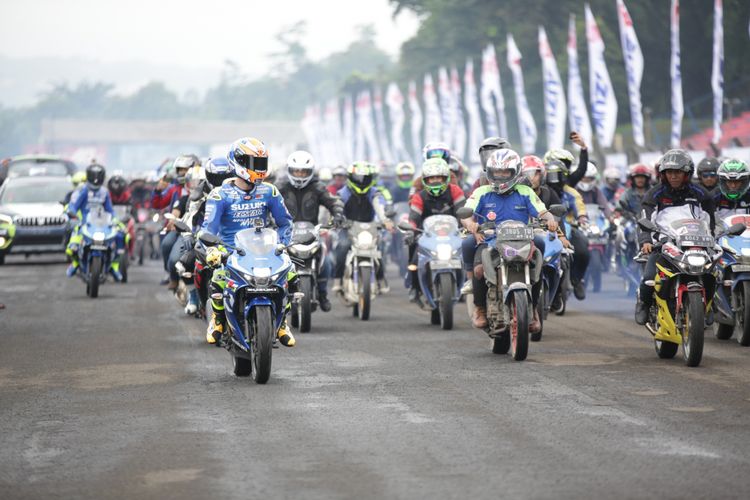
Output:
397 221 415 232
199 232 221 246
547 204 566 218
456 206 474 219
173 219 191 233
727 222 747 236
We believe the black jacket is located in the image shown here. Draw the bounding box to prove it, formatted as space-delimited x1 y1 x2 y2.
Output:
566 148 589 187
276 178 343 224
638 182 714 245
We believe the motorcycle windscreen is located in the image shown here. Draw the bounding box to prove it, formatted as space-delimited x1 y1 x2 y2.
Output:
291 221 316 244
423 215 458 237
235 228 277 256
669 218 713 247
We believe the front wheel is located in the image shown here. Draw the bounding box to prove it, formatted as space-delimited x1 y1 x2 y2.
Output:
510 290 529 361
250 305 274 384
358 266 371 321
299 275 313 333
683 290 705 367
738 281 750 346
437 273 454 330
88 256 102 298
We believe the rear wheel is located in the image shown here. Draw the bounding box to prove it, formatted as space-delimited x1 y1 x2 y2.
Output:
715 322 734 340
589 250 602 292
683 291 705 367
232 356 252 377
250 305 274 383
532 283 546 342
738 281 750 346
0 252 5 265
510 290 529 361
655 340 679 358
492 333 510 354
299 276 313 333
119 253 128 283
88 256 102 298
437 273 454 330
430 308 440 325
358 266 371 321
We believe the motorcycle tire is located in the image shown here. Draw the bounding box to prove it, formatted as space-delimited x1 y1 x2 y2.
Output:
299 276 313 333
715 322 734 340
137 237 145 265
250 304 274 384
120 254 128 283
510 290 529 361
290 303 299 328
430 308 440 325
232 356 252 377
358 266 371 321
88 256 102 299
654 340 678 359
739 281 750 346
589 251 602 293
492 333 510 355
532 282 546 342
438 273 454 330
0 252 5 265
683 291 705 367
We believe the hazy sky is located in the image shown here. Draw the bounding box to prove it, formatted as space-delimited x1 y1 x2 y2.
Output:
0 0 420 105
0 0 419 70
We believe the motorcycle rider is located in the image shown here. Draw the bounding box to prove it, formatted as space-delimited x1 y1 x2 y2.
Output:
695 157 721 194
407 158 466 304
464 149 558 333
714 158 750 219
521 155 572 249
389 161 416 204
602 166 624 203
108 174 134 257
63 171 87 206
617 163 654 217
577 162 612 217
542 132 590 188
411 142 459 195
276 150 345 313
332 161 394 293
202 137 295 347
327 165 348 196
544 159 590 301
65 163 124 281
635 149 715 325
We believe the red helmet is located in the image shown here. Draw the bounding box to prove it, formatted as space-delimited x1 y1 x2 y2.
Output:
521 155 545 175
627 163 653 180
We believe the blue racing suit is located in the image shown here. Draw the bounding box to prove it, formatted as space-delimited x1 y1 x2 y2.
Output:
66 186 125 272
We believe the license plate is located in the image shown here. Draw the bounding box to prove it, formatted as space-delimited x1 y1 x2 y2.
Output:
732 264 750 272
497 226 534 241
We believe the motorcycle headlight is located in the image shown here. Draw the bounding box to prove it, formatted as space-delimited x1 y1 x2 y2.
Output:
0 214 13 225
436 243 453 261
254 267 272 278
93 231 106 242
686 254 707 267
357 231 374 247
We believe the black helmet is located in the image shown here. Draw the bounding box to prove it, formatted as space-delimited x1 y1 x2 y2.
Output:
107 175 127 196
696 157 720 175
657 149 694 176
86 163 106 190
479 137 512 171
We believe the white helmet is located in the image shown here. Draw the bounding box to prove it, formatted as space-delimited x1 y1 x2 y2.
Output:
577 162 600 192
317 166 332 183
486 149 522 194
286 150 315 189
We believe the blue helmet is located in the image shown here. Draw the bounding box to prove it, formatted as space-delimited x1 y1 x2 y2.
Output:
204 157 233 188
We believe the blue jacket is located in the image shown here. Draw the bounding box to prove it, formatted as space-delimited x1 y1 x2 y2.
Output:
201 181 293 247
466 184 546 224
67 186 114 220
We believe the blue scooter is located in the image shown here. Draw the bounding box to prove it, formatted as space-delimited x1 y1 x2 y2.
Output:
400 215 464 330
200 219 293 384
77 206 120 298
713 215 750 345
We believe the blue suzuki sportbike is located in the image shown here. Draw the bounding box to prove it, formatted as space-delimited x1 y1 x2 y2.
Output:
208 220 293 384
77 207 119 298
406 215 464 330
713 214 750 346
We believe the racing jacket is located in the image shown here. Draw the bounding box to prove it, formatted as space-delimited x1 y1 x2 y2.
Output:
337 186 388 223
67 186 114 220
151 183 188 210
276 178 343 224
201 180 293 247
409 184 466 228
638 183 714 246
713 190 750 221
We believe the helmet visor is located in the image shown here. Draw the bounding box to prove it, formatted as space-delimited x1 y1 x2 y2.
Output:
289 167 312 179
235 152 268 173
546 170 563 185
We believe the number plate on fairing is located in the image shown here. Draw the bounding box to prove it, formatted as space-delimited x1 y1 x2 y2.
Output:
732 264 750 273
497 226 534 241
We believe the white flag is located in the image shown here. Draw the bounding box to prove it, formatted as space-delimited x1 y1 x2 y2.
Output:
480 44 508 138
507 34 537 154
586 4 618 149
616 0 645 147
567 15 593 148
342 95 355 164
451 66 468 161
323 98 343 165
423 73 442 145
670 0 683 148
538 26 567 151
373 86 393 163
437 67 455 149
355 90 381 160
408 80 423 164
386 82 410 162
464 58 485 164
711 0 723 144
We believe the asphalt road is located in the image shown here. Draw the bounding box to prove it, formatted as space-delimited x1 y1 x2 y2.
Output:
2 254 750 500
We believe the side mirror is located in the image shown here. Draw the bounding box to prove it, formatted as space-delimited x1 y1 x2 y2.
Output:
456 206 474 219
173 219 191 233
397 221 415 232
658 235 669 244
385 208 396 219
199 232 221 246
638 218 657 232
547 204 566 218
727 222 747 237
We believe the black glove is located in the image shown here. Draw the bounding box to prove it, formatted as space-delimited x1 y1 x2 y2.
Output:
274 244 286 256
333 213 345 226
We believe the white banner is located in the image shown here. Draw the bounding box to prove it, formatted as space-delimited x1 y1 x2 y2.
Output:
423 73 443 145
373 86 393 164
480 43 508 138
464 58 485 165
712 0 724 144
670 0 683 148
507 34 537 154
323 98 343 165
567 14 593 149
451 65 468 161
585 4 618 149
385 82 410 162
355 90 381 161
342 95 355 164
538 26 567 151
616 0 645 147
438 67 455 150
408 80 423 164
